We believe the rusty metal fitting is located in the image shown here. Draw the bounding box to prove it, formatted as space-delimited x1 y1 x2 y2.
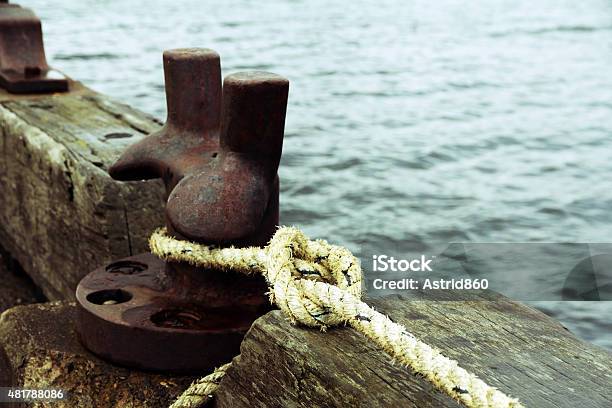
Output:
76 48 289 373
109 48 287 246
0 2 68 93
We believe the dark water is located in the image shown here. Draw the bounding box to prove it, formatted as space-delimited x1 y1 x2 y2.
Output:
27 0 612 349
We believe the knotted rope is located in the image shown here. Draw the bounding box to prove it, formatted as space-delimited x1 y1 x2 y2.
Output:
149 227 524 408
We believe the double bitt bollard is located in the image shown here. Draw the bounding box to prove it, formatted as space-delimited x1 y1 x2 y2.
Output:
76 48 289 372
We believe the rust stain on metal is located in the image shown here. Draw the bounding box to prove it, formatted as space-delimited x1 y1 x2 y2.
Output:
77 48 289 373
0 2 69 93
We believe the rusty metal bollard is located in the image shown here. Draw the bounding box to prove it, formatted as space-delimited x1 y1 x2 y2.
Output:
76 48 289 373
0 1 68 93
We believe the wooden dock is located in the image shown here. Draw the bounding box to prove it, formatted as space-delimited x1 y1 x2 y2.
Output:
0 82 610 408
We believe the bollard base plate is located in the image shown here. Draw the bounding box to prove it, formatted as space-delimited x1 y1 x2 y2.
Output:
76 253 270 373
0 68 69 94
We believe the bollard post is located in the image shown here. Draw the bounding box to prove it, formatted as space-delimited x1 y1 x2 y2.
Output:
0 2 68 93
75 48 289 373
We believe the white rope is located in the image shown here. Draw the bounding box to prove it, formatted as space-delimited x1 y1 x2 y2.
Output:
150 227 524 408
169 363 230 408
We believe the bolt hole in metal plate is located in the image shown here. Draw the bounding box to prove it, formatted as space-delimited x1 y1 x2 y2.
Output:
76 253 267 373
86 289 133 305
105 260 147 274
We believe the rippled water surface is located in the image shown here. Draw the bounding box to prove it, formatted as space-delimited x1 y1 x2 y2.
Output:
26 0 612 349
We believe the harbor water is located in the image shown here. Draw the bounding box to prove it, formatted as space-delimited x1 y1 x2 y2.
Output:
27 0 612 349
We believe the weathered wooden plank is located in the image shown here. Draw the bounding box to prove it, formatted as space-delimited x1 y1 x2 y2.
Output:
0 84 165 300
214 294 612 408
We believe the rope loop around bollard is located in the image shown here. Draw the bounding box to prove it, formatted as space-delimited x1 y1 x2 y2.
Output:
149 227 524 408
